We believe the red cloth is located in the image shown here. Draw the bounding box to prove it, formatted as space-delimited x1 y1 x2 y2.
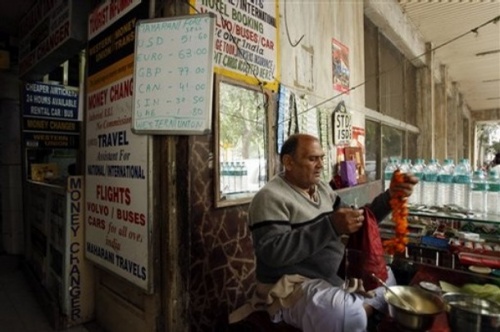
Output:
339 207 388 291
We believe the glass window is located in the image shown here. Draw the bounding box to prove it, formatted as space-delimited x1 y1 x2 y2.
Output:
215 78 270 207
365 120 380 181
407 132 418 162
382 125 403 167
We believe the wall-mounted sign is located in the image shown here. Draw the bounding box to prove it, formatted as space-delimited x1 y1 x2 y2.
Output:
189 0 279 90
24 132 79 149
22 81 80 149
85 0 152 293
131 14 215 134
23 82 79 120
332 101 352 145
18 0 90 79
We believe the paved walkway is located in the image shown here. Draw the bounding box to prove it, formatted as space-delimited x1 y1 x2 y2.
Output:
0 255 101 332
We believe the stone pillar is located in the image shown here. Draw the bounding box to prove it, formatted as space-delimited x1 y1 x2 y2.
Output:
435 65 448 161
447 83 460 161
416 43 435 160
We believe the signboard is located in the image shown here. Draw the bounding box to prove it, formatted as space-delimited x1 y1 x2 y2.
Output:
18 0 89 79
23 118 80 134
63 176 94 325
22 81 80 149
85 0 152 292
24 133 79 149
24 82 79 120
332 101 352 145
131 14 215 134
190 0 279 90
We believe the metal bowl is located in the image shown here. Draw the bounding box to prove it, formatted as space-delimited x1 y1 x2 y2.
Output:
384 285 445 331
443 293 500 332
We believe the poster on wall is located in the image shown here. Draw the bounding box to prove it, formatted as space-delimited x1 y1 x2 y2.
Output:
332 38 350 94
85 0 153 292
189 0 279 90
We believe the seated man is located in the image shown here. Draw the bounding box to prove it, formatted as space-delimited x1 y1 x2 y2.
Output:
233 134 417 332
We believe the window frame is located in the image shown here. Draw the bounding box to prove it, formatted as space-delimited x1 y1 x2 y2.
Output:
213 75 275 208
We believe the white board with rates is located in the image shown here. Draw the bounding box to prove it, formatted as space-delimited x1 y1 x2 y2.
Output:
132 14 215 134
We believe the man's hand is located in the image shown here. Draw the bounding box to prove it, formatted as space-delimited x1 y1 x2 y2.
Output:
330 207 364 235
344 278 375 298
389 171 419 199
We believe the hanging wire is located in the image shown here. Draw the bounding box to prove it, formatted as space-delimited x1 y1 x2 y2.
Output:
284 0 304 47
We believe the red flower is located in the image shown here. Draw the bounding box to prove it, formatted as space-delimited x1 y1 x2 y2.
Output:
383 169 409 255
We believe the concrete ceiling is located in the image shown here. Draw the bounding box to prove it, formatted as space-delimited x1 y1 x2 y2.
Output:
0 1 498 112
398 1 500 112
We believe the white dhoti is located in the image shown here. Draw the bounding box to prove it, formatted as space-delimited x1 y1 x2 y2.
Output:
273 268 396 332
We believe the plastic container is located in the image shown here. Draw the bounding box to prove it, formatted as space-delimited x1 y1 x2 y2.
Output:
436 159 454 207
470 170 488 215
453 159 472 209
409 159 425 205
486 169 500 215
422 159 440 206
399 158 412 174
384 157 398 191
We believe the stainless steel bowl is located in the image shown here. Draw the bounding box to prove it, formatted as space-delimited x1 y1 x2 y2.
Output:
443 293 500 332
384 285 445 331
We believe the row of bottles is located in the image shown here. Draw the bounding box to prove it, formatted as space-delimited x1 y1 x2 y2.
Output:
384 157 500 215
220 161 248 194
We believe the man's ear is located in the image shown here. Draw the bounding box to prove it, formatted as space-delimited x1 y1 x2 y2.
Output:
282 154 293 170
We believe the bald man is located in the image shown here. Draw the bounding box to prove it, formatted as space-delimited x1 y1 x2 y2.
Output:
247 133 417 331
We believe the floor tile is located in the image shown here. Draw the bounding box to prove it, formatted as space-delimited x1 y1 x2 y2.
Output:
0 255 97 332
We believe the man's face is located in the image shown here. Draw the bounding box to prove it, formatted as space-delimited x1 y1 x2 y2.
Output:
283 137 325 190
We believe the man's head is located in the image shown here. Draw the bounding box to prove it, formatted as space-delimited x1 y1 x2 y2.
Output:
280 134 325 190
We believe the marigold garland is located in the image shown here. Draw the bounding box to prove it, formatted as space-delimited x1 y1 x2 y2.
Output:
383 169 409 255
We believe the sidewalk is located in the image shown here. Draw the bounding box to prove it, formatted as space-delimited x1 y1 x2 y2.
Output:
0 255 101 332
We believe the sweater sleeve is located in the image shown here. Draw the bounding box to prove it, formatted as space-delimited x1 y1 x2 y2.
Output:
366 189 392 222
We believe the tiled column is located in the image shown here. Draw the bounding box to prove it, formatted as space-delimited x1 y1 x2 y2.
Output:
0 99 24 254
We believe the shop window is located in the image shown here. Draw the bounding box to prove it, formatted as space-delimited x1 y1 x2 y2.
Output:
382 125 403 166
365 120 381 181
214 77 273 208
407 132 419 161
380 34 404 121
364 15 419 181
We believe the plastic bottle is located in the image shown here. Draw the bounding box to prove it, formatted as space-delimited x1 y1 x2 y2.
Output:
470 170 488 215
399 158 412 174
487 169 500 215
241 161 248 192
436 159 455 207
228 162 236 192
409 159 425 205
234 161 243 193
422 159 440 206
384 158 397 191
452 159 472 209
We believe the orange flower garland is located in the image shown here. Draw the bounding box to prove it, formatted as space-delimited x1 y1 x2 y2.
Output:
383 169 409 255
